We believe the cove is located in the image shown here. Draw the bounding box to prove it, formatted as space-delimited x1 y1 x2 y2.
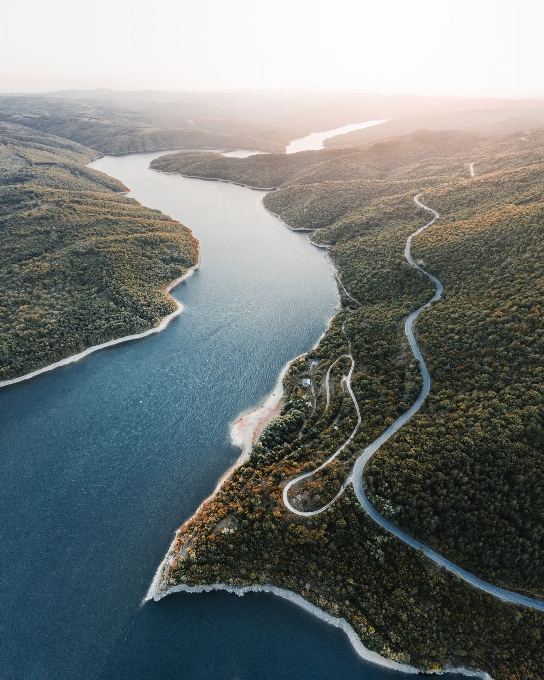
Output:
1 145 467 680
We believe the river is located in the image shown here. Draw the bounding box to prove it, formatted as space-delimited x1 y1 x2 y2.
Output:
1 126 468 679
285 120 386 153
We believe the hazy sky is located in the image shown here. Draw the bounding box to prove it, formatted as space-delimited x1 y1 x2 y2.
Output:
1 0 543 97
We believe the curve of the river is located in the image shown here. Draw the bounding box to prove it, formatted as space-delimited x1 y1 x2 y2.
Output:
4 145 470 680
283 194 544 613
0 135 493 680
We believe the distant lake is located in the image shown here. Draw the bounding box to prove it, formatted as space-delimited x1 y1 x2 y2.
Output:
1 134 467 679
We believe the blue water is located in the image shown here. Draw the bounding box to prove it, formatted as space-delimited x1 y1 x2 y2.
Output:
1 151 468 679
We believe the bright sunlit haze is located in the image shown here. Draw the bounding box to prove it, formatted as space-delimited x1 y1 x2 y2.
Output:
2 1 544 679
1 0 543 98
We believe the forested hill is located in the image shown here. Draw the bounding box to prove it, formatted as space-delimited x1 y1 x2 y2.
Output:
0 96 291 154
155 126 544 678
323 106 544 148
0 122 198 380
150 129 488 188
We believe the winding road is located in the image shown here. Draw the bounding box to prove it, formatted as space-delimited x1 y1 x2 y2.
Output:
283 353 360 516
282 194 544 612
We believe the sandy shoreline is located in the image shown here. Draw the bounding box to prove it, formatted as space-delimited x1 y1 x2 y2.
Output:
230 363 289 455
144 356 294 604
0 261 200 389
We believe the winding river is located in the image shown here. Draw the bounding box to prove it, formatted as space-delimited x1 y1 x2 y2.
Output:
1 124 471 679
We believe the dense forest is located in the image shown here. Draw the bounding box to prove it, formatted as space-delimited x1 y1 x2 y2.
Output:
0 122 198 380
154 126 544 677
150 129 486 188
0 96 291 154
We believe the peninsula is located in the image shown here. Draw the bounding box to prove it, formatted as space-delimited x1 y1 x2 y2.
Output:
149 127 544 678
0 122 198 381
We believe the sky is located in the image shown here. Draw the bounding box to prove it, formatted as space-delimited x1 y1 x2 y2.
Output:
0 0 543 98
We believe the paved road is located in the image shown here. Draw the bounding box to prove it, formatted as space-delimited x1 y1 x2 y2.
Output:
283 354 360 516
283 194 544 611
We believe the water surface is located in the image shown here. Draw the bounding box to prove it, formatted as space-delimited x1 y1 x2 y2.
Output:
1 148 467 679
286 120 386 153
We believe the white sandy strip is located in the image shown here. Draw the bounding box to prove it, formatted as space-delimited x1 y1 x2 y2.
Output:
230 362 290 455
149 583 491 679
213 362 290 496
311 241 333 249
0 262 200 389
469 162 475 177
144 358 297 604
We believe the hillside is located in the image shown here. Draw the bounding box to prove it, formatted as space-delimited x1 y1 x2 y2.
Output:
0 122 198 380
150 129 488 189
0 96 291 154
152 127 544 677
47 88 544 137
323 106 544 148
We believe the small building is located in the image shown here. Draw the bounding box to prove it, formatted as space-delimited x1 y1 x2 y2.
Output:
301 378 311 387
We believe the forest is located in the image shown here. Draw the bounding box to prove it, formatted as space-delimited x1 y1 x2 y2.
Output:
0 96 291 154
150 129 487 189
154 126 544 678
3 91 543 158
0 122 198 380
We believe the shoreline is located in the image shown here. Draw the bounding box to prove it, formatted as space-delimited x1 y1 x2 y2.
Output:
153 168 277 192
144 355 295 604
261 204 333 249
139 170 496 679
262 204 312 231
145 322 339 603
0 261 200 389
145 194 340 602
148 583 492 680
230 361 290 456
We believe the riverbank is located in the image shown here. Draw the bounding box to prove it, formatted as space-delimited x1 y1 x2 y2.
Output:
230 364 288 455
148 128 544 677
154 168 277 192
0 262 200 389
148 582 420 674
149 583 492 679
